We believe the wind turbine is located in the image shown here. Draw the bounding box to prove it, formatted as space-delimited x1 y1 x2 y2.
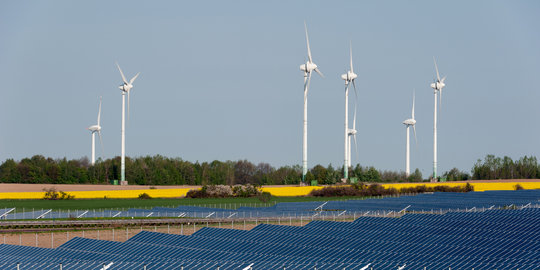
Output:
87 96 103 166
430 57 446 180
341 43 358 180
116 62 140 184
402 91 417 176
299 22 323 183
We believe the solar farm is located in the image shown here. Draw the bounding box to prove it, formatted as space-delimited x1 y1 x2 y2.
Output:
1 190 539 269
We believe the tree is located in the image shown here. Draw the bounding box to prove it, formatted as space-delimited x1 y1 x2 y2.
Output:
408 168 423 182
234 160 256 184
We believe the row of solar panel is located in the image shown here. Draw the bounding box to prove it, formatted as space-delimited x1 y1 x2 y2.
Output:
1 207 539 269
2 189 539 220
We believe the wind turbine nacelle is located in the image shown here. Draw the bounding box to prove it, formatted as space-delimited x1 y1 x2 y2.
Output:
348 129 357 135
402 119 416 126
300 62 317 73
88 125 101 132
341 72 357 82
119 84 132 92
431 82 445 90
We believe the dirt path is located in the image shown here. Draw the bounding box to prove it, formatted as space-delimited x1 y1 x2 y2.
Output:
0 219 315 248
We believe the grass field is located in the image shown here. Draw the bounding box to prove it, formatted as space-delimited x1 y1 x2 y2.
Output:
0 196 359 211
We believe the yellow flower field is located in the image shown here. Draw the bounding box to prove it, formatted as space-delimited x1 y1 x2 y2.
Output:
0 182 538 199
0 188 192 200
382 182 540 192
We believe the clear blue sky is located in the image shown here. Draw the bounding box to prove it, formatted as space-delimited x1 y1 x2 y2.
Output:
1 1 539 177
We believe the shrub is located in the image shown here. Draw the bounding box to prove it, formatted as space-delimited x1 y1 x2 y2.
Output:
464 182 475 192
232 184 260 197
206 185 234 198
257 191 272 203
42 188 74 200
514 184 524 190
186 186 208 198
310 183 474 197
138 192 152 199
186 184 263 198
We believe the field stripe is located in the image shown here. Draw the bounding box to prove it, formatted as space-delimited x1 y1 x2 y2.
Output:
0 182 538 199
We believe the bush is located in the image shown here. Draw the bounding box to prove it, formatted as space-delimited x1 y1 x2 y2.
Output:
42 188 74 200
514 184 524 190
186 184 262 198
257 191 272 203
138 192 152 199
310 183 475 197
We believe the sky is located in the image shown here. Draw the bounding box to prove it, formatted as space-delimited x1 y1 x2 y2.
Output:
1 1 539 177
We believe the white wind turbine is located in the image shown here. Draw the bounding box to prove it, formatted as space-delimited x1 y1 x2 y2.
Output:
341 44 358 179
87 96 103 166
430 57 446 180
402 91 417 176
299 22 323 183
116 62 140 184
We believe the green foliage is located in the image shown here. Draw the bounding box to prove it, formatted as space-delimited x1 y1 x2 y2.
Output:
257 191 272 203
138 193 152 199
472 155 540 180
443 167 470 181
12 154 538 185
42 188 74 200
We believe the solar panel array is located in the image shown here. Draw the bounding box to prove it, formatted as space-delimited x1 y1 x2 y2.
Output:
3 189 539 220
1 190 539 269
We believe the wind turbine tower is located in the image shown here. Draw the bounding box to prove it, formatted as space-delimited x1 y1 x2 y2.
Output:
116 62 140 184
299 22 323 183
340 44 357 179
430 57 446 180
402 91 417 176
87 96 103 166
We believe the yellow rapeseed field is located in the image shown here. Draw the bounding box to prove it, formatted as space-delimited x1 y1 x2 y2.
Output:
0 188 192 200
0 182 538 199
382 182 540 192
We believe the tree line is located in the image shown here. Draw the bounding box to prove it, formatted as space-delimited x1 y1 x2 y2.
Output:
0 154 536 185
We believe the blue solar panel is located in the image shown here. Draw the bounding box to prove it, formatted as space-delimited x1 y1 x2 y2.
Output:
3 190 540 269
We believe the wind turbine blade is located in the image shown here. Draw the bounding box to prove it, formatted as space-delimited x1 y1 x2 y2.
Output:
127 90 131 122
412 90 415 119
314 68 324 78
352 80 358 102
352 101 357 131
441 75 447 83
433 56 440 81
413 125 418 145
116 62 128 84
352 80 358 130
353 133 358 164
304 21 312 63
349 41 354 73
304 72 312 104
130 72 140 85
97 96 102 126
439 88 442 111
98 131 104 158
